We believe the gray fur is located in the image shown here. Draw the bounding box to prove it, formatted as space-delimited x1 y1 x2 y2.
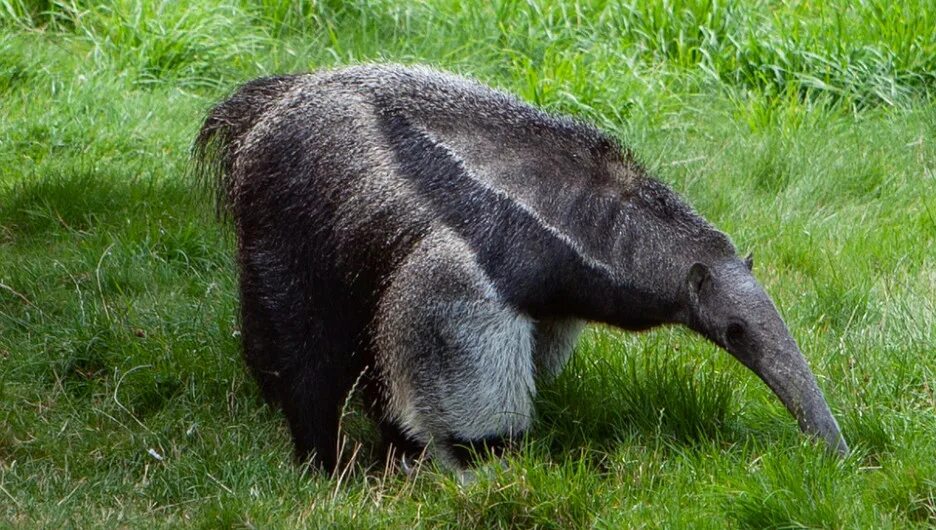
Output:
533 319 586 380
193 64 847 472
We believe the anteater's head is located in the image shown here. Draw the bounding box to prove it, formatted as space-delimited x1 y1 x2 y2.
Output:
682 256 849 456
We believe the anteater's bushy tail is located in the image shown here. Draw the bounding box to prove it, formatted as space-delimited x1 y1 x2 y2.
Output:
192 75 298 217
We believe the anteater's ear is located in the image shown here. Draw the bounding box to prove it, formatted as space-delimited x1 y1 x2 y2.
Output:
687 262 712 308
744 252 754 271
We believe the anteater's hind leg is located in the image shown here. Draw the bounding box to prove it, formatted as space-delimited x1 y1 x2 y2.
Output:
278 320 361 473
374 230 536 471
238 240 366 473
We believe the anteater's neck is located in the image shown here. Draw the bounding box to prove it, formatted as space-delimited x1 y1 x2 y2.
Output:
534 176 734 331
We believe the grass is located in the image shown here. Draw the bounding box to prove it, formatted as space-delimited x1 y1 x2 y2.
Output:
1 0 934 527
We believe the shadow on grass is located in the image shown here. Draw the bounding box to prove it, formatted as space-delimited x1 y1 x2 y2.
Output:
534 327 739 458
0 170 202 238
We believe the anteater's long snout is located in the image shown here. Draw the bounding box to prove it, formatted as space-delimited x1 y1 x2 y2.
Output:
750 341 849 456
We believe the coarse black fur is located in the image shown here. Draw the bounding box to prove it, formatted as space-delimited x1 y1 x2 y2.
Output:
193 64 847 474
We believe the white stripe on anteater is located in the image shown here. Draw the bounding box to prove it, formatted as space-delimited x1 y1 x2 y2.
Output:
416 125 622 283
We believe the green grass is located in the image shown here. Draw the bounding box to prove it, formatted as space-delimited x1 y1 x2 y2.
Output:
1 0 934 527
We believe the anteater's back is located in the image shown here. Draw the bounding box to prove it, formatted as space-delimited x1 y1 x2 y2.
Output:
195 65 635 301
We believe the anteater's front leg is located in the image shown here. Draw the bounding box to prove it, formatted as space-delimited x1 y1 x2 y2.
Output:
532 319 585 381
374 231 537 471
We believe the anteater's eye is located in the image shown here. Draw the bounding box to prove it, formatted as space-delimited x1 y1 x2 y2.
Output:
725 322 746 346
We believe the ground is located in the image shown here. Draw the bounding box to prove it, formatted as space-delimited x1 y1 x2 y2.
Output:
1 1 934 527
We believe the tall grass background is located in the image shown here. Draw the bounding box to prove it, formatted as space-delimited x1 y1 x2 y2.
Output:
1 0 934 527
